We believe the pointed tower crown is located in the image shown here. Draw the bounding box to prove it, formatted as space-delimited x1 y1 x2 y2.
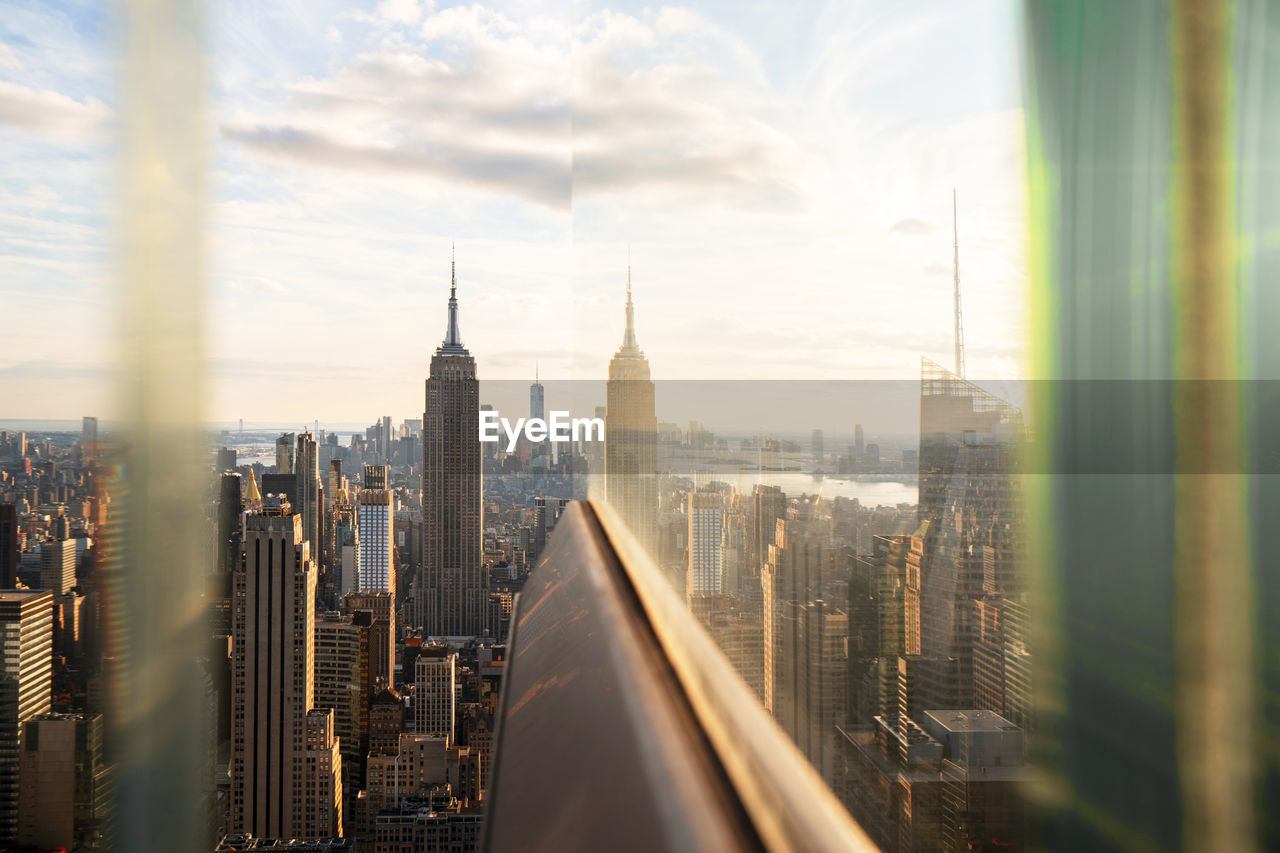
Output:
245 468 262 503
619 258 640 353
439 242 467 354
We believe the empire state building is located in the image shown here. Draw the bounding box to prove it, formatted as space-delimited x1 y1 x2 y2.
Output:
605 264 658 555
422 252 486 637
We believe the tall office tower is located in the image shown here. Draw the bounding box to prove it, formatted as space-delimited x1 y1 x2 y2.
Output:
412 650 458 742
296 432 321 578
218 472 243 576
17 713 112 849
719 500 747 597
81 417 98 459
315 612 373 814
364 463 389 492
301 709 344 839
605 264 657 554
0 590 54 843
230 498 340 838
854 424 864 460
357 486 394 595
381 415 393 461
346 592 394 690
275 432 295 475
530 364 544 423
0 504 16 588
761 519 823 731
973 595 1032 732
216 446 237 472
687 490 725 601
335 507 359 598
913 359 1024 714
846 534 914 723
422 254 485 637
707 609 766 701
751 485 786 578
811 429 825 464
413 648 457 744
325 460 344 567
39 538 76 596
797 599 848 792
533 496 548 559
355 465 395 686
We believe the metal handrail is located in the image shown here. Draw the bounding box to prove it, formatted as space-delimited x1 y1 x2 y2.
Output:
589 499 879 853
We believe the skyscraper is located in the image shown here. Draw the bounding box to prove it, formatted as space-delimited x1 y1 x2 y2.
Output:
39 538 76 596
530 364 545 423
81 417 97 459
687 489 725 601
275 433 295 475
325 460 344 570
413 648 457 744
356 465 396 685
18 713 113 850
913 359 1024 713
230 498 341 838
314 612 372 823
750 484 786 578
336 507 359 599
217 472 243 576
357 467 394 594
0 505 16 589
381 415 393 463
0 589 54 844
296 432 321 578
605 263 657 554
422 252 485 637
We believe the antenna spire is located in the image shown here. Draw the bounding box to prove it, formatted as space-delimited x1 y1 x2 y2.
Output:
953 189 965 379
442 243 463 350
621 254 639 352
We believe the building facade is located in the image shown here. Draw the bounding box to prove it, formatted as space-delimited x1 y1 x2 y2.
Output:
0 589 54 843
422 256 485 637
605 266 657 555
413 650 457 744
230 499 341 838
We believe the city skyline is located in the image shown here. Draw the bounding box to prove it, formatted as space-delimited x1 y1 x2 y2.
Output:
0 0 1028 422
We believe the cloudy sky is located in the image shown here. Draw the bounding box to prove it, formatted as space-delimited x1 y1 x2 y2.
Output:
0 0 1028 425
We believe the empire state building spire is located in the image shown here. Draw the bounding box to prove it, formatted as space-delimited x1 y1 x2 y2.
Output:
441 243 466 353
619 258 640 354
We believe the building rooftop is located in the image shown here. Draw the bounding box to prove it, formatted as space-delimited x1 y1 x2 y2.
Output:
923 709 1020 734
0 588 51 604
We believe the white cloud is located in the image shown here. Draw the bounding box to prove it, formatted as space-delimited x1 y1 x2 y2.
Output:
0 80 109 139
378 0 427 26
219 4 798 210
